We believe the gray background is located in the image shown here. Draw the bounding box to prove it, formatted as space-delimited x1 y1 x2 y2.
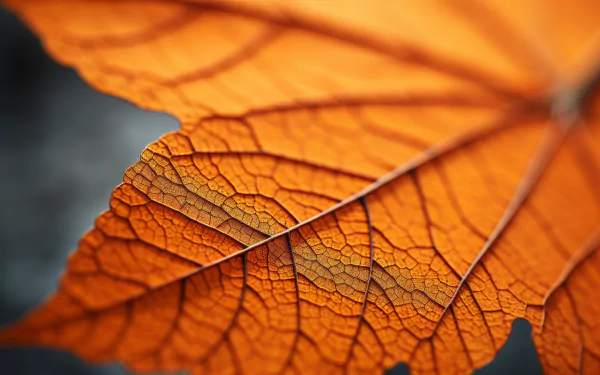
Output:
0 9 543 375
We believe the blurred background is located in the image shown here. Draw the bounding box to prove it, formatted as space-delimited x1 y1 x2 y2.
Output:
0 8 543 375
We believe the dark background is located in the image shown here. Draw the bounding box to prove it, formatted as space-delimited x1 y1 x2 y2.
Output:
0 8 543 375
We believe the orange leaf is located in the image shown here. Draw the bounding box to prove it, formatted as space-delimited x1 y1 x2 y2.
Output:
2 1 600 374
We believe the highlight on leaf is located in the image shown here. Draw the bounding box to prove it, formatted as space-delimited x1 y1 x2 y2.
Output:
2 1 600 374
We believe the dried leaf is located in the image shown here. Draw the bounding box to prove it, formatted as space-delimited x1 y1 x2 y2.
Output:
2 1 600 374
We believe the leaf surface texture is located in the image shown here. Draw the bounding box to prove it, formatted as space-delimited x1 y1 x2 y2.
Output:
3 1 600 374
